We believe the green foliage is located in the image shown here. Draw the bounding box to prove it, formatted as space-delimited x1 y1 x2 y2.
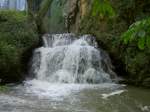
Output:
0 10 26 22
0 42 20 67
92 0 115 19
121 18 150 50
79 0 150 87
0 10 39 83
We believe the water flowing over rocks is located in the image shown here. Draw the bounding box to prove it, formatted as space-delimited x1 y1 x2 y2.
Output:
30 33 117 84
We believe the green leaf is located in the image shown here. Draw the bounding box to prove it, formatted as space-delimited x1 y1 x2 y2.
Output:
138 30 146 38
92 0 115 18
138 37 145 50
121 17 150 50
146 36 150 48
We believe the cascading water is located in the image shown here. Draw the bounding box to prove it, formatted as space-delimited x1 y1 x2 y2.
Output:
0 0 26 10
0 33 149 112
30 33 117 84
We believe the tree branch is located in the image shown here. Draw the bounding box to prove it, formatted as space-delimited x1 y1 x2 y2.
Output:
37 0 53 19
27 0 34 20
27 0 53 34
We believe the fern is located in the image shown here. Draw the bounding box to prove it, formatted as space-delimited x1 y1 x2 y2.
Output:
92 0 115 19
121 18 150 50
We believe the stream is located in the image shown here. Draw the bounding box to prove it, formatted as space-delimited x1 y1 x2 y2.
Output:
0 82 150 112
0 33 149 112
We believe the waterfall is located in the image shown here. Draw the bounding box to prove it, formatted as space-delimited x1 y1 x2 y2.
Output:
0 0 26 10
16 0 26 11
30 33 117 84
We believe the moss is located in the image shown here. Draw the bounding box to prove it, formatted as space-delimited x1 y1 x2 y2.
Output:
0 10 39 84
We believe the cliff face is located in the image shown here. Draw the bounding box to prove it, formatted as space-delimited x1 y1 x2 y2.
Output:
46 0 91 33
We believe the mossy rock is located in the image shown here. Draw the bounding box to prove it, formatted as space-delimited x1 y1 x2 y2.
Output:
142 78 150 88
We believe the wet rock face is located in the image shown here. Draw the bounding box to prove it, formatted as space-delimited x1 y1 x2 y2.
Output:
63 0 92 32
121 47 150 87
41 0 79 33
63 0 79 32
45 0 91 33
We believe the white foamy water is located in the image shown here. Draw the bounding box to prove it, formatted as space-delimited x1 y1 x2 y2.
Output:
25 33 120 98
25 79 122 99
101 90 127 99
30 33 117 84
0 34 149 112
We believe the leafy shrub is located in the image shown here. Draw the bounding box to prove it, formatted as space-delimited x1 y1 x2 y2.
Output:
92 0 115 19
0 10 39 83
121 18 150 50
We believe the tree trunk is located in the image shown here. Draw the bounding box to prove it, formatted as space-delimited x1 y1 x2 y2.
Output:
27 0 53 34
27 0 34 21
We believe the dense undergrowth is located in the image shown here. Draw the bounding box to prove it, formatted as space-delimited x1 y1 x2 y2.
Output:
120 18 150 87
0 10 39 84
78 0 150 87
